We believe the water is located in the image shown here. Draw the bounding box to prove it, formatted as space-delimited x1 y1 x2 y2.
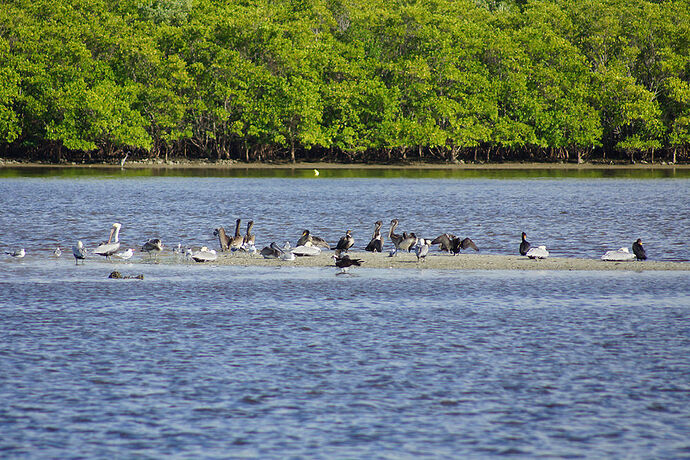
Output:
1 172 689 458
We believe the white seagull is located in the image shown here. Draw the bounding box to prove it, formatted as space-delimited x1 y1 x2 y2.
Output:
72 241 87 265
115 248 135 260
94 223 122 259
415 238 430 262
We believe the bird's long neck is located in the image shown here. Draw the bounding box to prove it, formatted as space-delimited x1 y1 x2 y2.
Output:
247 221 253 235
234 220 242 237
389 221 397 238
112 226 120 243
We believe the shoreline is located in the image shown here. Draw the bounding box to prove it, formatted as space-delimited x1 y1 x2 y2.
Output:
137 251 689 272
1 159 689 170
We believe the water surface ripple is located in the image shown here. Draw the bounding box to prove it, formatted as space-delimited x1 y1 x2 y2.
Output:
0 176 689 458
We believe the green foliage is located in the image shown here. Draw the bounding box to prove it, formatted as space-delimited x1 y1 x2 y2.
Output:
0 0 689 162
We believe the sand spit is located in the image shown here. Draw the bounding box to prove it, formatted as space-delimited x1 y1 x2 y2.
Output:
149 251 689 271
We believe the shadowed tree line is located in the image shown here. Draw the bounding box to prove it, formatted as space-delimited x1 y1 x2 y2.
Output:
0 0 689 164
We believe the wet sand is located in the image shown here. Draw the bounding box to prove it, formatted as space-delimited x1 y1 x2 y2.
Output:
150 251 690 271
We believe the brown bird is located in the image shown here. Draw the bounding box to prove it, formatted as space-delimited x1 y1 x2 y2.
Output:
431 233 479 254
229 218 244 250
214 227 231 252
297 230 331 249
335 229 354 256
243 220 255 247
365 221 384 252
332 254 364 272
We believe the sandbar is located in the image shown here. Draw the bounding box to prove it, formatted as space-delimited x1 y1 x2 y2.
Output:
147 251 690 271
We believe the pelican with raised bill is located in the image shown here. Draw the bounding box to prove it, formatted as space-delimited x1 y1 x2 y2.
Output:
94 223 122 260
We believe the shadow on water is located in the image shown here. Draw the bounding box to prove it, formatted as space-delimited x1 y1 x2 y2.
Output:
0 166 689 179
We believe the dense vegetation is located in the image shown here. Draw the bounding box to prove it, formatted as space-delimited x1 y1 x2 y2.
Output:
1 0 689 164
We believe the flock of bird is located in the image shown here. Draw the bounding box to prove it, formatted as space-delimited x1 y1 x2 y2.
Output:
4 218 648 272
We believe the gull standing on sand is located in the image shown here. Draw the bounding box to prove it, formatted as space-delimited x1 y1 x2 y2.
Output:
416 238 430 262
94 223 122 259
72 241 87 265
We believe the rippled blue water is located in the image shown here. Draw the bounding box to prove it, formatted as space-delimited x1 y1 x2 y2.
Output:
1 174 689 458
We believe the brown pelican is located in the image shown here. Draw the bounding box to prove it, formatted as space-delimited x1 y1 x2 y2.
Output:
399 232 417 252
633 239 647 260
214 227 231 251
365 221 384 252
526 245 549 259
520 232 531 256
94 223 122 259
229 219 244 250
601 247 635 261
6 248 25 259
191 247 218 262
389 219 403 251
335 230 354 255
260 242 287 259
297 230 330 249
431 234 478 254
243 220 255 246
72 241 86 265
141 239 163 258
415 238 430 262
332 254 363 273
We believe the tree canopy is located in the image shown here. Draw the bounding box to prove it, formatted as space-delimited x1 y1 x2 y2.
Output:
1 0 688 163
